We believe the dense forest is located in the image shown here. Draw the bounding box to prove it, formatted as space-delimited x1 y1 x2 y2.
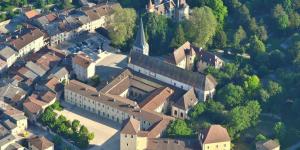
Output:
113 0 300 149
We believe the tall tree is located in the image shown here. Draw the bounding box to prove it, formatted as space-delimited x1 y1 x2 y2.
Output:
272 4 290 30
217 83 245 108
213 30 227 49
185 6 217 48
107 7 137 47
170 24 186 49
144 13 170 54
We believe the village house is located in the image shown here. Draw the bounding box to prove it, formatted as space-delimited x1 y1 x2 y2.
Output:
28 136 54 150
171 88 198 119
0 46 17 69
196 50 223 72
0 101 28 136
9 27 46 58
166 41 223 72
72 52 96 81
199 124 231 150
166 41 197 71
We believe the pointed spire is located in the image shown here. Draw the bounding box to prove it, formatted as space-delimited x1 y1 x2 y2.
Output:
148 0 155 12
134 18 147 49
132 17 149 56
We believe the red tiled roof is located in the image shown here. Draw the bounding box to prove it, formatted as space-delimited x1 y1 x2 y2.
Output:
202 125 231 144
25 10 40 19
10 28 44 51
72 53 93 68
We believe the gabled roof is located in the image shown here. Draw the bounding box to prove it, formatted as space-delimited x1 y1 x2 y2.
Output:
10 28 44 51
28 136 54 150
25 10 40 19
171 41 196 65
134 18 147 49
139 87 173 111
121 117 140 135
256 140 280 150
202 125 231 144
0 46 17 60
26 61 47 77
129 51 217 91
72 53 93 68
173 88 198 110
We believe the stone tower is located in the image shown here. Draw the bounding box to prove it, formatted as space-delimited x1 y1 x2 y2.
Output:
132 18 149 56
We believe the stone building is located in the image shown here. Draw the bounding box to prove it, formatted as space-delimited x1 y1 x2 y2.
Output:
199 125 231 150
128 51 217 101
146 0 189 21
72 53 95 81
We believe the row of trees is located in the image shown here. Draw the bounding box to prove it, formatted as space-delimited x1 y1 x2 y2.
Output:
39 107 94 148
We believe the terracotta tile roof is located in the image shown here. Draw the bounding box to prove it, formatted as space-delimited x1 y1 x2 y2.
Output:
23 96 46 114
72 53 93 68
139 87 173 111
65 79 173 124
83 3 121 21
147 118 173 138
28 136 54 150
23 101 42 114
3 106 24 117
121 117 140 135
10 28 44 51
202 125 231 144
45 77 61 91
25 10 40 19
40 91 56 103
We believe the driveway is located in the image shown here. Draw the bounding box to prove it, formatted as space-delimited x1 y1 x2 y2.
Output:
57 102 121 150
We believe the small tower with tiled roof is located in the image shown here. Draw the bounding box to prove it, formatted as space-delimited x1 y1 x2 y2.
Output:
132 18 149 56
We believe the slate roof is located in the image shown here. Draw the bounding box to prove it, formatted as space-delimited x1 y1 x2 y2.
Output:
0 46 17 60
129 51 217 91
173 88 198 110
202 125 231 144
134 18 147 49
